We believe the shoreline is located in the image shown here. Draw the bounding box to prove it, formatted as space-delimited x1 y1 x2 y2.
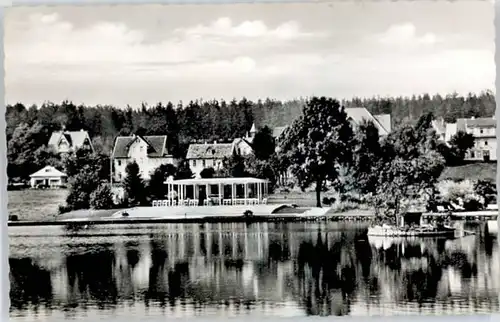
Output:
8 206 499 227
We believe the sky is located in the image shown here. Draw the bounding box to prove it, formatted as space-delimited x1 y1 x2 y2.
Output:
5 1 495 108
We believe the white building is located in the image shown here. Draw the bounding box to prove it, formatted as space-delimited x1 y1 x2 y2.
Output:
47 129 94 154
29 165 67 188
433 116 497 162
455 117 496 162
111 134 177 183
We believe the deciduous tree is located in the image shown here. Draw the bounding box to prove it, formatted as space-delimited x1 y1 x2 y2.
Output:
148 163 177 200
123 161 147 206
280 97 353 207
252 126 276 160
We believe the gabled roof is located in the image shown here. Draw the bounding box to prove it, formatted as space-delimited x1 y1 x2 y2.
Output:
48 130 91 149
250 123 256 133
112 135 169 158
233 137 253 148
186 143 234 160
273 126 288 139
374 114 392 133
30 166 67 178
345 107 390 135
457 117 496 132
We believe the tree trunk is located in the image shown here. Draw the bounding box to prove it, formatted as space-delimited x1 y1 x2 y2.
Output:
316 179 322 208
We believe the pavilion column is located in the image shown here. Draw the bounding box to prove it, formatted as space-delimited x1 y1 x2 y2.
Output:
244 183 248 205
231 184 235 203
257 182 261 201
218 183 222 205
206 184 209 203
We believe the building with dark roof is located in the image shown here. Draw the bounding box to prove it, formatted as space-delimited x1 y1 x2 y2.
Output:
111 134 177 182
186 141 235 177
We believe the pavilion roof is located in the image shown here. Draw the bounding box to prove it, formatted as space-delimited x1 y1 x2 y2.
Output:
166 177 268 185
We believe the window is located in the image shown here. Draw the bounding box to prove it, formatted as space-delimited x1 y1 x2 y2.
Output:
485 141 488 146
470 151 475 158
193 160 197 167
202 160 206 167
118 160 122 166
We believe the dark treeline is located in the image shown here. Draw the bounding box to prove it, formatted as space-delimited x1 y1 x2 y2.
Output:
6 91 496 158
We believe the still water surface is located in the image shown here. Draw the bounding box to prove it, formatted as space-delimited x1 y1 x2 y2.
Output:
9 222 500 320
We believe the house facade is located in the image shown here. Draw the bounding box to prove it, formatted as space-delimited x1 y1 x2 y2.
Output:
232 124 256 156
457 117 496 162
48 129 94 154
111 134 177 182
186 142 235 176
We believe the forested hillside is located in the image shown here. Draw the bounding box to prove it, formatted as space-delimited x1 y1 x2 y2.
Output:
7 91 496 159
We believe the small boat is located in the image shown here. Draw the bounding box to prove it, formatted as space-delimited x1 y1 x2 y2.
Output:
367 210 456 237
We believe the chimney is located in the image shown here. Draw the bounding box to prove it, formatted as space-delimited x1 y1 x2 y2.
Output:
471 116 475 120
214 140 217 144
80 129 84 132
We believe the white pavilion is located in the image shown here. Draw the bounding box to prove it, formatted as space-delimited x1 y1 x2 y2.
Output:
159 177 269 206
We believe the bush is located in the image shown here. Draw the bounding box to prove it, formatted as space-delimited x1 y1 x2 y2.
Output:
90 183 115 210
58 204 72 214
437 180 474 203
329 201 361 213
437 179 485 210
463 194 483 211
322 196 336 206
474 180 497 205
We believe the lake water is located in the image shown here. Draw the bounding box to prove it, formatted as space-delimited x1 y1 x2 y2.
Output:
8 221 500 320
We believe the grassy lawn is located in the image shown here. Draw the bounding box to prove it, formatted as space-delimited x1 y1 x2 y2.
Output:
8 189 68 221
440 163 497 182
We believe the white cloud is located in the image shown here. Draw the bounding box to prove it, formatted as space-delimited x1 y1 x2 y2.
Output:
174 17 316 40
376 23 439 47
5 11 495 107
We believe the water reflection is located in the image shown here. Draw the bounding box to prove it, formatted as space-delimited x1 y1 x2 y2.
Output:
9 222 500 320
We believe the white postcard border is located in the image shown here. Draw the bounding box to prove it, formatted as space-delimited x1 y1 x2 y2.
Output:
0 0 499 321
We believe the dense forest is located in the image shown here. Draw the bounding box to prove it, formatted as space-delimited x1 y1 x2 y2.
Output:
6 90 496 161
